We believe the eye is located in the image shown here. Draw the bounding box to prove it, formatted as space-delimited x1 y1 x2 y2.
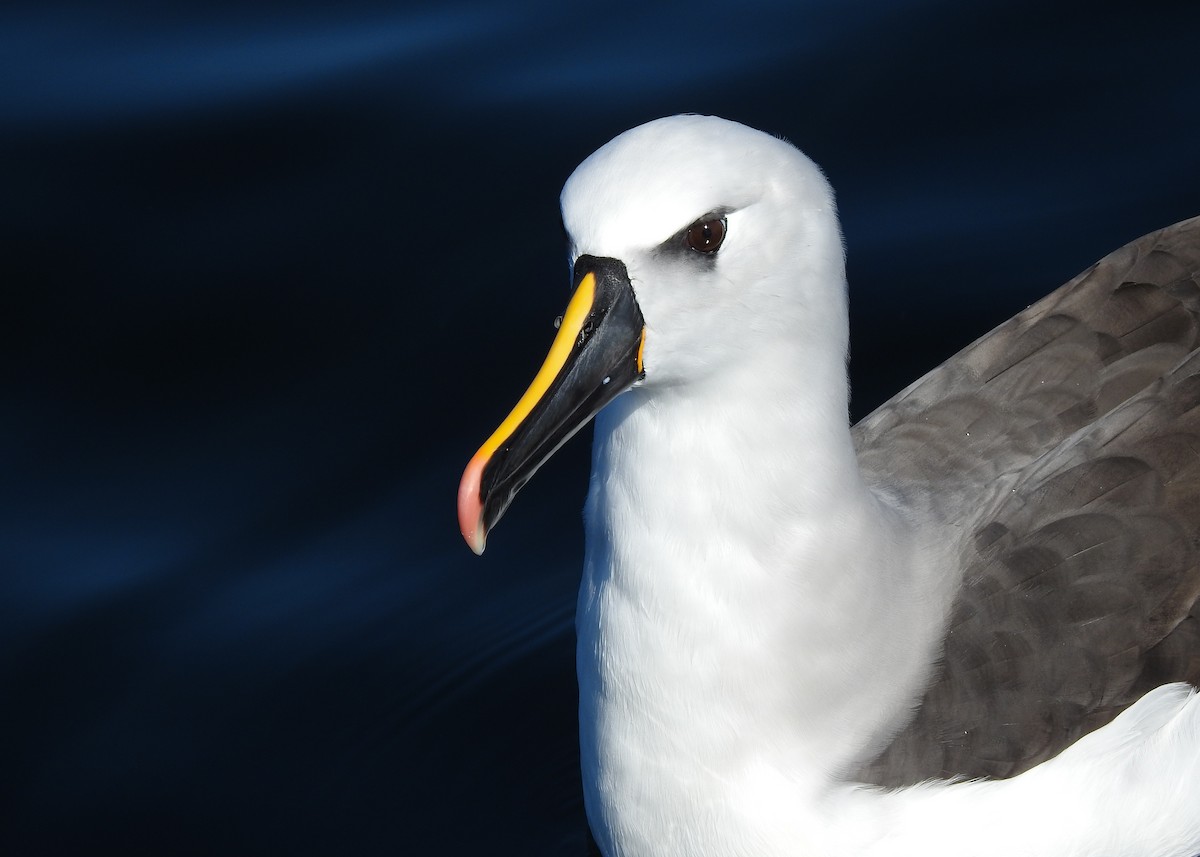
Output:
684 217 726 254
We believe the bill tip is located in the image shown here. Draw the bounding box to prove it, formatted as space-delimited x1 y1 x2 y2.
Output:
467 524 487 556
458 453 489 556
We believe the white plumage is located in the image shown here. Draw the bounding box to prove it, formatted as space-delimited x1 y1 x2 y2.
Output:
462 114 1200 856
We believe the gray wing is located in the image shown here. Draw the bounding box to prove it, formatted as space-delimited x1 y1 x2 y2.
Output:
851 216 1200 787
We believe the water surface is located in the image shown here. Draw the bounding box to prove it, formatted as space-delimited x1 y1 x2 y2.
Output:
4 1 1199 853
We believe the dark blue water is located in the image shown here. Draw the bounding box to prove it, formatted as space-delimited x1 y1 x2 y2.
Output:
4 1 1199 853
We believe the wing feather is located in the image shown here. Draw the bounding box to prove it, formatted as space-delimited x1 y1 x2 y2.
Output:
852 216 1200 785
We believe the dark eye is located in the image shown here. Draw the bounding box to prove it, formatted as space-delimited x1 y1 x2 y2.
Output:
685 217 726 254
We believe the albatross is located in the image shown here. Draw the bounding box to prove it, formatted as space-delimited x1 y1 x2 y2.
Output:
456 115 1200 856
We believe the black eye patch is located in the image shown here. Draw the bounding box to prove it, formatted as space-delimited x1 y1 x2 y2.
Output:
654 208 733 265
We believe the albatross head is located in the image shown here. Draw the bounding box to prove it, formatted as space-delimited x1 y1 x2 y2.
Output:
458 114 847 553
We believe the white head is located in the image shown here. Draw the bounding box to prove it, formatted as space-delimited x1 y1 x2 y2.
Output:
459 115 851 552
561 114 848 390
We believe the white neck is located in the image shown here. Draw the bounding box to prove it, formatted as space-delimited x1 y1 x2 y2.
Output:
576 331 954 856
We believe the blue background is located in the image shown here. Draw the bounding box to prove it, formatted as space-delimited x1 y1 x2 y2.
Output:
4 1 1200 853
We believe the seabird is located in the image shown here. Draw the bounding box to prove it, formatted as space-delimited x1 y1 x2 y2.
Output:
457 115 1200 856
